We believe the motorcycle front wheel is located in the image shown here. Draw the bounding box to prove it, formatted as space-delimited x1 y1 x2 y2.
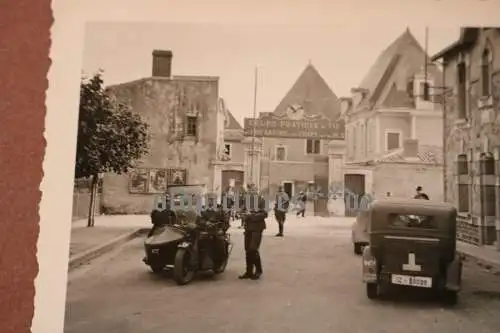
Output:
173 248 195 285
213 249 229 274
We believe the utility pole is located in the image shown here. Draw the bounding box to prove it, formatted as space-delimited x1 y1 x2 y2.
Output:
424 26 430 100
250 67 258 187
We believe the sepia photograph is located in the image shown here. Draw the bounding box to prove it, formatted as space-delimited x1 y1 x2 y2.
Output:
5 2 500 333
57 19 500 332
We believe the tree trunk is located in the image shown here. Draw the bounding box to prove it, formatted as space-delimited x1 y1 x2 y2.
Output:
87 174 98 227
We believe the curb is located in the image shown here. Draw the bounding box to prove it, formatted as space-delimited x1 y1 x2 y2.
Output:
68 228 150 271
457 249 500 276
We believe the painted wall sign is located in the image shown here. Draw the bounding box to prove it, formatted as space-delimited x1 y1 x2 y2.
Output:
243 113 345 140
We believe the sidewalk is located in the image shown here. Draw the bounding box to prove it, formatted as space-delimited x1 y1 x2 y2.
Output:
457 241 500 275
69 215 150 270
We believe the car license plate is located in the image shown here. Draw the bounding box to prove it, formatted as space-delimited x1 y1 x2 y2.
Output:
391 274 432 288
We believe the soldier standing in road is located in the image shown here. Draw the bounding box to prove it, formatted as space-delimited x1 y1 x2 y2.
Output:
274 185 289 237
239 184 268 280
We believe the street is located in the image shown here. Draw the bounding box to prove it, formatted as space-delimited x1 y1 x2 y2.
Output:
64 216 500 333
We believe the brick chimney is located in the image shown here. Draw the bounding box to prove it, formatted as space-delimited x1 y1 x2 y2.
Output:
402 138 419 158
152 50 173 77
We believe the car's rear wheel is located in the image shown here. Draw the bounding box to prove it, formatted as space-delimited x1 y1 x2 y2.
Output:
353 243 363 255
366 283 378 299
442 290 458 306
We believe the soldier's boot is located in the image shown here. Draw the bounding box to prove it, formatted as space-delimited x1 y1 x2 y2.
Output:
251 252 263 280
238 254 254 279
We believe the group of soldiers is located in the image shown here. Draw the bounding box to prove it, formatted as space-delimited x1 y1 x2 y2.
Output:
148 184 310 281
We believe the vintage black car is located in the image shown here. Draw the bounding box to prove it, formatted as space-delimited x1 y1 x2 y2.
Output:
143 185 232 285
361 198 462 305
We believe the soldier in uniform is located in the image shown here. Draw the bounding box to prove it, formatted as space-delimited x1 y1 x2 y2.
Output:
274 185 290 237
239 184 268 280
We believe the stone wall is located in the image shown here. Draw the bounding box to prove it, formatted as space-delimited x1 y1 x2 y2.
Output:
372 163 444 201
102 77 220 214
442 28 500 246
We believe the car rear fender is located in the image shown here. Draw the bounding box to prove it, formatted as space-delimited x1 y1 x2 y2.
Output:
445 254 462 291
362 246 377 283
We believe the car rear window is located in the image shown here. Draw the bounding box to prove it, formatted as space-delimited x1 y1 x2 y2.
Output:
388 213 437 229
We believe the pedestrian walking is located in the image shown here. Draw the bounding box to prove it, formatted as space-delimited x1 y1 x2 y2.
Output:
274 185 290 237
239 184 267 280
296 190 307 218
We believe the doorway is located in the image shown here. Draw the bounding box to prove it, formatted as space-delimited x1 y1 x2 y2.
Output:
222 170 244 191
344 174 366 217
282 181 293 199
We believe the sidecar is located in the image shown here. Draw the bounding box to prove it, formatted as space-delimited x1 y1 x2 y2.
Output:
143 223 193 273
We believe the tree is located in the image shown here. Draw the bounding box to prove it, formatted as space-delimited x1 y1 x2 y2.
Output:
75 71 150 227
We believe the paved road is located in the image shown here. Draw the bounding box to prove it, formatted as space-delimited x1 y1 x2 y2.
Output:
65 217 500 333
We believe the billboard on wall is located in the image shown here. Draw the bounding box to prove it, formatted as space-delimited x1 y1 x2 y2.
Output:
243 113 345 140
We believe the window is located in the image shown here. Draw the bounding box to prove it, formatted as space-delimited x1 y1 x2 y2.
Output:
275 146 286 161
222 143 232 160
457 62 466 119
389 214 437 229
386 132 400 151
457 154 468 175
306 139 321 154
457 154 469 213
481 49 490 97
186 116 197 136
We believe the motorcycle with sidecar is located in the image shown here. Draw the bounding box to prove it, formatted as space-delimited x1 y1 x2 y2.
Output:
143 185 232 285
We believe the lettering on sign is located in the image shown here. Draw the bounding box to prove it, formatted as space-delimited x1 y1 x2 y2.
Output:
243 114 345 140
402 253 422 272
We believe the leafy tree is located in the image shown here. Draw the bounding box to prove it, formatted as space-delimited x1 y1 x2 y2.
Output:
75 71 150 227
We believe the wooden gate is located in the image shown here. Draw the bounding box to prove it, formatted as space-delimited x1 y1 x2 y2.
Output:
221 170 244 191
344 174 365 217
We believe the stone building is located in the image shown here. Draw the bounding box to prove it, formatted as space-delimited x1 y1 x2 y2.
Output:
341 29 444 216
101 50 226 214
243 64 345 214
431 28 500 249
218 97 246 191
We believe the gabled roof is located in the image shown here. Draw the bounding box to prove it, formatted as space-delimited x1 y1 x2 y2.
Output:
430 28 481 61
219 97 242 130
354 28 441 110
272 63 341 120
225 110 242 130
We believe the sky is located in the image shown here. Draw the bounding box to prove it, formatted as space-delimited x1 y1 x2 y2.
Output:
82 22 460 123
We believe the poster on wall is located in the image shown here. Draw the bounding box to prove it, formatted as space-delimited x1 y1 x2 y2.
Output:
168 168 187 185
129 168 149 193
149 169 168 193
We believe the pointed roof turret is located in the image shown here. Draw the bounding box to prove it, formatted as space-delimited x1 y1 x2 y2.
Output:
272 63 341 120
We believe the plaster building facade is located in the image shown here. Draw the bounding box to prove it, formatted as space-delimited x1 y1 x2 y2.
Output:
242 64 345 214
341 29 444 216
431 28 500 249
101 50 226 214
218 97 246 191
